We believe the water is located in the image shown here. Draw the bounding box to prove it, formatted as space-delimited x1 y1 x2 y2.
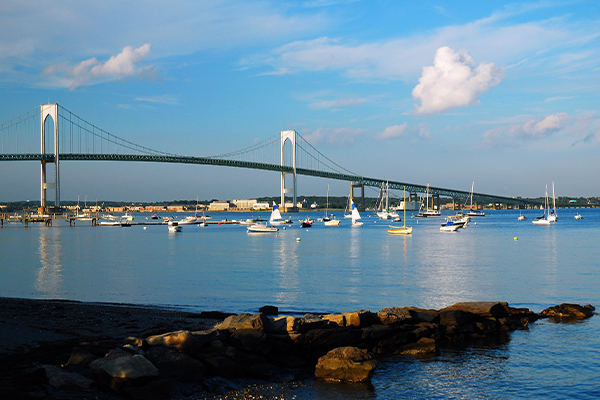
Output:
1 208 599 398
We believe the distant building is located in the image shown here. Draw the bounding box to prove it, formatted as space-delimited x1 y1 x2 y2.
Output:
167 205 186 212
253 202 271 210
232 199 257 210
209 201 231 211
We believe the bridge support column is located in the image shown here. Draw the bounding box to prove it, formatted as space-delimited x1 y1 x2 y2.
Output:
40 103 60 210
350 183 365 211
280 130 298 212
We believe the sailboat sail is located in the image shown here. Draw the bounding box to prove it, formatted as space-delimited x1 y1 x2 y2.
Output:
351 200 361 221
270 202 282 221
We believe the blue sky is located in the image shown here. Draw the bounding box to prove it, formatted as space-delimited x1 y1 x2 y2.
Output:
1 1 599 202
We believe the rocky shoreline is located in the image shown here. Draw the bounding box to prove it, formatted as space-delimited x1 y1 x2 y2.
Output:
0 297 595 399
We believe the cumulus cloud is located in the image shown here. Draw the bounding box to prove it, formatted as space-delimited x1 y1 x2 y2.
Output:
43 44 153 90
412 46 504 115
481 112 572 147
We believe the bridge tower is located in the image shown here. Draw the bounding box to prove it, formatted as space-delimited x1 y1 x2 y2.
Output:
40 103 60 210
280 130 298 212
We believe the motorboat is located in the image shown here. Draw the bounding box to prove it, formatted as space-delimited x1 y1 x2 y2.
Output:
178 215 201 225
440 221 461 232
168 221 182 232
324 216 341 226
518 211 527 221
574 213 583 219
300 217 313 228
444 213 469 228
247 223 279 233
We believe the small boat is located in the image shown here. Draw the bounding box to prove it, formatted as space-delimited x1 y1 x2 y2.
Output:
168 221 182 232
443 213 469 229
466 182 485 216
415 184 441 217
440 221 461 232
547 182 557 222
351 199 363 226
300 217 313 228
151 214 159 220
324 216 341 226
574 213 583 220
178 215 201 225
269 202 293 226
532 185 551 225
239 218 257 225
247 223 279 233
518 211 527 221
388 187 413 235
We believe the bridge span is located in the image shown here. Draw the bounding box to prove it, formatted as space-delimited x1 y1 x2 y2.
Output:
0 103 530 209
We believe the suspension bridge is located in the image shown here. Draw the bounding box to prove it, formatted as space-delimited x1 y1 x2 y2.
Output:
0 103 529 211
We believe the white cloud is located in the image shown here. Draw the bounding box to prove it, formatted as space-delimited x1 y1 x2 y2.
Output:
377 123 408 140
481 112 572 148
301 127 369 146
412 47 504 115
43 44 153 90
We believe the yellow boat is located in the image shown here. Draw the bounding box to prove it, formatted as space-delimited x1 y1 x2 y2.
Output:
388 187 412 235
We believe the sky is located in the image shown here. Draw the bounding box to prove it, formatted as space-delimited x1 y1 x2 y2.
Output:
1 0 600 202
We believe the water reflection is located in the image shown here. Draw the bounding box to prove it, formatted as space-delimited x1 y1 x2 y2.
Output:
275 235 300 306
36 227 63 295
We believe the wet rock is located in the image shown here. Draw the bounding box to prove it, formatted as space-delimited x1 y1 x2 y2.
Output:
377 307 412 325
441 302 510 318
397 337 438 355
145 346 206 381
541 303 595 320
43 364 96 392
439 310 476 326
259 305 279 315
315 346 378 383
88 347 131 374
146 330 198 353
96 354 159 391
67 347 97 367
216 313 269 331
228 328 268 352
297 314 338 332
342 310 377 327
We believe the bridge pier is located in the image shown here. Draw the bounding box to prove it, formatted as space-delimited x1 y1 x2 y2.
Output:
40 103 60 209
280 130 298 212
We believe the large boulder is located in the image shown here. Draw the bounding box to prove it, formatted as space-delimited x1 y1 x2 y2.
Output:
541 304 595 319
96 355 159 391
315 346 378 383
441 302 510 318
377 307 412 325
216 313 269 331
342 310 377 327
144 346 206 381
43 365 96 392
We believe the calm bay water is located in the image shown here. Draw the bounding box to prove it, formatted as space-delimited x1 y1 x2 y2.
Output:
1 208 599 398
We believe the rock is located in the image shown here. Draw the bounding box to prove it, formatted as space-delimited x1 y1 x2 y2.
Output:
268 316 292 333
228 328 267 352
297 314 337 332
541 304 595 319
146 330 198 353
43 365 96 392
199 354 246 379
216 313 269 331
405 307 440 323
97 354 159 391
377 307 412 325
342 310 377 327
67 347 97 367
441 302 510 318
439 310 476 326
315 346 378 383
89 347 131 374
322 313 346 327
259 305 279 315
397 337 438 356
145 346 206 381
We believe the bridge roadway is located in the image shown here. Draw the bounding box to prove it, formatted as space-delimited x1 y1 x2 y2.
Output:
0 153 530 206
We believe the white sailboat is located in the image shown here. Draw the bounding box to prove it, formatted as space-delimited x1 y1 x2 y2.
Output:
351 200 363 226
415 184 441 217
388 187 412 234
376 181 399 220
466 182 485 217
532 185 551 225
268 202 291 226
548 181 557 222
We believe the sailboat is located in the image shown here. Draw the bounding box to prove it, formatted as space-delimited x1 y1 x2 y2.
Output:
268 202 292 226
323 185 340 226
466 182 485 217
375 181 399 220
351 200 363 226
415 184 441 217
548 182 557 222
532 185 551 225
343 195 353 219
388 187 412 234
